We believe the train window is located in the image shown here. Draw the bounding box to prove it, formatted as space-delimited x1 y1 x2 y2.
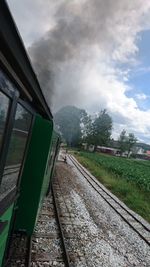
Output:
0 69 17 94
0 91 10 152
0 103 32 201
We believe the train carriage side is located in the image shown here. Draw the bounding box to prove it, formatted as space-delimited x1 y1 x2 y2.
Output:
0 69 37 266
14 115 54 236
0 1 57 265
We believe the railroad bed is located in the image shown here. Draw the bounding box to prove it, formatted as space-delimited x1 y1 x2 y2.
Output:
30 187 69 267
6 183 72 266
68 154 150 246
6 161 88 267
56 155 150 266
7 155 150 266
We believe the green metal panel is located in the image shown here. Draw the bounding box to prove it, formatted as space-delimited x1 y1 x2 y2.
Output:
44 131 60 196
49 132 60 179
0 204 14 267
38 131 59 204
15 115 53 235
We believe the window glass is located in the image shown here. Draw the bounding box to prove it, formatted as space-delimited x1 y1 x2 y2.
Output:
0 69 18 94
0 91 10 152
0 103 32 201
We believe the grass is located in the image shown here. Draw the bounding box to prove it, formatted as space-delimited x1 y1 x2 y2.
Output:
73 151 150 223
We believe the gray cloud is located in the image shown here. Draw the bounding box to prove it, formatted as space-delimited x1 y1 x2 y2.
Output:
7 0 63 46
7 0 150 142
27 0 150 111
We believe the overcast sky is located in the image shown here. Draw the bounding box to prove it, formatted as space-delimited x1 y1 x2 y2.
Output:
7 0 150 143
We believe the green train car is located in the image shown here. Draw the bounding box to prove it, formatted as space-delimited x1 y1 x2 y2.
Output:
0 1 60 266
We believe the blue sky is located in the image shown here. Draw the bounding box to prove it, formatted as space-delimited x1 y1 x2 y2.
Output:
138 30 150 67
127 30 150 110
126 30 150 111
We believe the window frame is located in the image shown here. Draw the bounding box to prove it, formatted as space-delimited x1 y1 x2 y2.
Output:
0 69 35 210
13 101 35 192
0 89 18 185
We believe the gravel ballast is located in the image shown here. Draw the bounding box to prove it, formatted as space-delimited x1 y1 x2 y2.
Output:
55 156 150 267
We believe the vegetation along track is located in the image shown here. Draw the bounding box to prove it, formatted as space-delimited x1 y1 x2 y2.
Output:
68 154 150 247
7 181 72 267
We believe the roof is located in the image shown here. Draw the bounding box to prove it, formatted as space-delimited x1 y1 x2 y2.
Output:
97 146 118 151
0 0 52 119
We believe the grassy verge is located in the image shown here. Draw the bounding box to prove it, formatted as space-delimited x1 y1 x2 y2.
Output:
73 152 150 223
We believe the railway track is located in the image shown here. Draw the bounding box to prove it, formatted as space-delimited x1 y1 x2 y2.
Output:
68 154 150 247
6 181 72 267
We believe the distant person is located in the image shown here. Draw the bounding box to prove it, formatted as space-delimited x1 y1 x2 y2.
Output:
64 155 67 164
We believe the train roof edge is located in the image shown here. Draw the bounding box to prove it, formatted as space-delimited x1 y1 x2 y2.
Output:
0 0 53 120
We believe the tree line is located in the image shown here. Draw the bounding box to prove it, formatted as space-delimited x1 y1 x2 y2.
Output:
54 105 137 154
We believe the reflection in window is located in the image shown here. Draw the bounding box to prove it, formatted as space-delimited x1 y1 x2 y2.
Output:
0 69 17 94
0 91 10 152
0 104 32 200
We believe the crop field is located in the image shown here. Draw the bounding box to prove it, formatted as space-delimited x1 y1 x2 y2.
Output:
78 152 150 192
74 151 150 222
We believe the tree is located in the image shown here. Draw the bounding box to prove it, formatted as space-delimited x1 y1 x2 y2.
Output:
118 130 137 157
82 114 93 142
54 105 88 146
126 133 137 158
87 109 112 147
118 129 128 155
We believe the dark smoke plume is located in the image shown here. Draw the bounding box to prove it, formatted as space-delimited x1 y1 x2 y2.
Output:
29 0 149 111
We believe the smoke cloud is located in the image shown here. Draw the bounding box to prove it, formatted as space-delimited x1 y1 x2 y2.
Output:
28 0 150 111
6 0 150 142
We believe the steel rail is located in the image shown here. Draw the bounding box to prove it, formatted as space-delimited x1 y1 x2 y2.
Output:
26 236 32 267
68 154 150 246
51 182 71 267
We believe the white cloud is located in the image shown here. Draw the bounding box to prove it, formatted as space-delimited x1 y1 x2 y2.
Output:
52 58 150 142
135 93 149 100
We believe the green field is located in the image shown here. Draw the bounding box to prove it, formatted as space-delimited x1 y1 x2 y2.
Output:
74 151 150 222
